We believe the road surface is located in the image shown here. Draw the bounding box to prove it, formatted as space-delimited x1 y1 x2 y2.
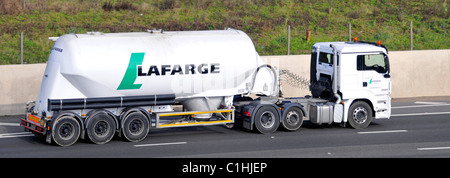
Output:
1 97 450 158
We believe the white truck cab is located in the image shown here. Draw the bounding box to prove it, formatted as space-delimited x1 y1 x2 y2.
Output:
309 41 391 128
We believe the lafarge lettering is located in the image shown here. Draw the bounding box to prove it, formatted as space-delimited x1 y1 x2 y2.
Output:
118 52 220 90
137 63 220 76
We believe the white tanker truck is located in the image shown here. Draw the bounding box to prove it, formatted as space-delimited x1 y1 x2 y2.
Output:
21 29 391 146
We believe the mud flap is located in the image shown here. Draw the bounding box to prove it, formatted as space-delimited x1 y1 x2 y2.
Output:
46 132 52 144
333 103 343 123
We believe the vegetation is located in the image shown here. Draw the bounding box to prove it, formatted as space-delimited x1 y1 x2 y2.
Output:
0 0 448 64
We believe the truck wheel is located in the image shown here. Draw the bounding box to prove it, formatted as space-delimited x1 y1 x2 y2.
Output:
86 111 116 144
348 101 373 129
281 107 303 131
52 116 81 147
254 106 280 134
122 111 149 142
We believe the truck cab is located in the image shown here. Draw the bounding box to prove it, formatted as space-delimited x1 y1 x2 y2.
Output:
309 41 391 128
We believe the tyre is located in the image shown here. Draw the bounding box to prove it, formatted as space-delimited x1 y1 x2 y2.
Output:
254 106 280 134
86 111 116 144
348 101 373 129
121 111 150 142
281 107 303 131
52 115 81 147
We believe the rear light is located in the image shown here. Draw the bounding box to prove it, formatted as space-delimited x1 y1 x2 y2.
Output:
243 111 251 117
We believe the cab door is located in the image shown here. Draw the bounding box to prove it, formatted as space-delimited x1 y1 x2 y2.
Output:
356 53 391 118
356 53 390 95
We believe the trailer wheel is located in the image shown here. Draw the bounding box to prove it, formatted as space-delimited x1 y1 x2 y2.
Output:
86 111 116 144
348 101 373 129
254 106 280 134
52 116 81 147
281 107 303 131
122 111 149 142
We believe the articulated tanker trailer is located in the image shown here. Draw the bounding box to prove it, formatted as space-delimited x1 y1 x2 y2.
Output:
21 29 391 146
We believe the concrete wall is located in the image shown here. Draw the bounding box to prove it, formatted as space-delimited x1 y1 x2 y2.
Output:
388 50 450 98
0 63 46 116
261 54 311 98
0 50 449 116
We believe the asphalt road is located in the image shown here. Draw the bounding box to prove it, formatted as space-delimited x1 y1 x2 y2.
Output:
1 97 450 158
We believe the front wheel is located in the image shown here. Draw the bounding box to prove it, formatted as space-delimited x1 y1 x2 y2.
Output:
254 106 280 134
348 101 373 129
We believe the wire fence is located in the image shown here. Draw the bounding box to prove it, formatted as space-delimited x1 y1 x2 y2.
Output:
285 21 415 55
0 19 440 65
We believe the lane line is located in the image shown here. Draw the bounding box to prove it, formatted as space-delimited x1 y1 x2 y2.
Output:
417 147 450 151
0 123 20 126
133 142 187 147
391 112 450 117
392 103 450 109
0 132 34 139
3 132 31 135
414 101 448 105
357 130 408 134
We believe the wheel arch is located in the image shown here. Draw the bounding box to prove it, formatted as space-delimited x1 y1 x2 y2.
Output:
281 103 306 121
119 107 152 129
248 103 281 131
280 103 305 131
84 109 120 131
51 111 84 132
350 99 375 117
242 101 281 130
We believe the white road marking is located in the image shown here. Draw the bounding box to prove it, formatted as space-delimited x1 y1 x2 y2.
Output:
392 103 450 109
391 112 450 117
417 147 450 151
357 130 408 134
414 101 448 105
0 123 20 126
0 132 34 139
133 142 187 147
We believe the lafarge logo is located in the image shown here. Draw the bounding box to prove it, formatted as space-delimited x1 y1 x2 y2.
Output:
117 52 220 90
117 53 145 90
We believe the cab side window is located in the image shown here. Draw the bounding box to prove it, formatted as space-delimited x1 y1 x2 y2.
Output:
357 54 388 73
319 52 333 65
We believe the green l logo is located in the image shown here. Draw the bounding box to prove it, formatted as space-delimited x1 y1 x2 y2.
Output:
117 52 145 90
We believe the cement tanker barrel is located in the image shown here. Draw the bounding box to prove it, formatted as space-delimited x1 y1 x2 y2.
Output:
34 29 266 119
